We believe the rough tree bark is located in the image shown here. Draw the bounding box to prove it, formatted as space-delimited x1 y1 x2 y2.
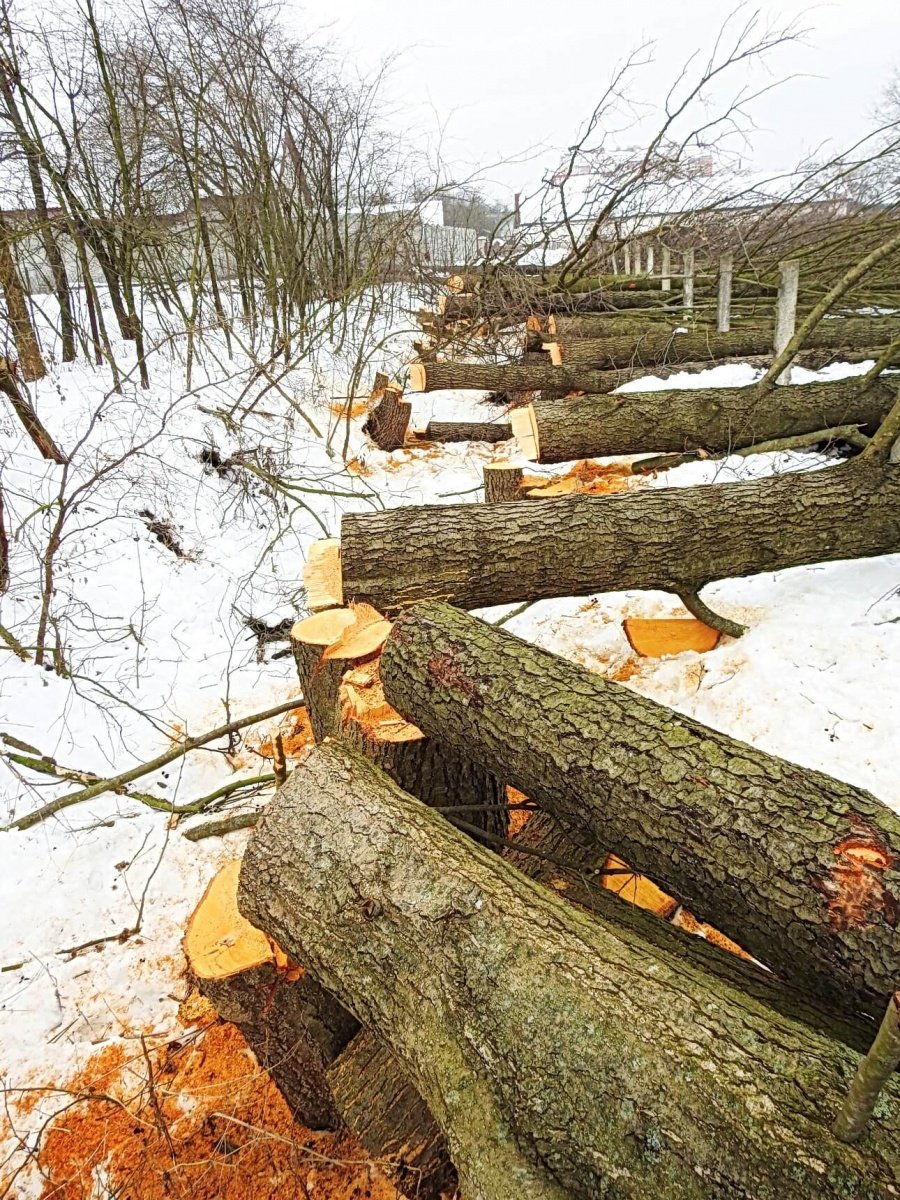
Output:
238 743 900 1200
377 602 900 1027
409 352 894 396
546 316 899 369
338 458 900 612
483 463 524 502
363 386 411 451
419 420 511 444
521 377 896 463
326 1033 456 1198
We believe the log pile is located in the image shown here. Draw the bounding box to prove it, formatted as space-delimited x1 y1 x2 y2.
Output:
184 263 900 1198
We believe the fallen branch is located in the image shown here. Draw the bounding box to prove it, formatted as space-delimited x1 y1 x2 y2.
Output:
4 699 300 832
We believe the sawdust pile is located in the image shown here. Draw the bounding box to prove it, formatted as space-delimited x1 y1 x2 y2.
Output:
8 1018 398 1200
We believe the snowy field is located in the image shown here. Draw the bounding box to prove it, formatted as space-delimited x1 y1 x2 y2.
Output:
1 295 898 1191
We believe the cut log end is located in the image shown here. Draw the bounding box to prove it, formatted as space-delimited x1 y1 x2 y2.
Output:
510 404 540 460
291 608 356 647
483 463 524 503
408 362 427 393
184 860 286 982
623 617 721 657
305 539 343 611
340 659 423 746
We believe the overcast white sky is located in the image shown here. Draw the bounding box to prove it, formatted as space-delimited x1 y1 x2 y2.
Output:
291 1 900 199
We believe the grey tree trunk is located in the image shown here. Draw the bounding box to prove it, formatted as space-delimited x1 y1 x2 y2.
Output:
339 459 900 611
548 316 899 369
526 377 895 463
238 743 900 1200
410 352 895 396
442 290 681 322
377 601 900 1028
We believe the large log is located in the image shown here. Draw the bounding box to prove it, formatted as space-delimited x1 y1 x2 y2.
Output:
546 316 900 369
409 358 666 395
239 743 900 1200
441 290 682 322
520 376 896 463
338 457 900 612
408 351 896 396
378 602 900 1028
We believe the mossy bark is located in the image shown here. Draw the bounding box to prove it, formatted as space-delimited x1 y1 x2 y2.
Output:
529 377 895 462
340 459 900 612
378 602 900 1027
238 743 900 1200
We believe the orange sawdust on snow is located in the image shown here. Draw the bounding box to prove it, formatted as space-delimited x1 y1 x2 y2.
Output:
26 1021 398 1200
253 707 314 760
345 457 375 477
329 398 369 419
524 459 635 499
608 657 641 682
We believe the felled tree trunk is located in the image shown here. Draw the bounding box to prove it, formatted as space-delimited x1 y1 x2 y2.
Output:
408 351 892 396
410 359 662 395
519 377 895 463
441 290 680 322
378 602 900 1027
545 316 899 368
362 385 411 451
238 743 900 1200
419 419 511 443
290 606 508 839
338 457 900 612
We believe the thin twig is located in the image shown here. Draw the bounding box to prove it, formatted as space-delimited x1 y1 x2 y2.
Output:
4 699 300 832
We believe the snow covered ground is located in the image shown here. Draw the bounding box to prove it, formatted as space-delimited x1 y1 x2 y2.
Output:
1 295 898 1191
